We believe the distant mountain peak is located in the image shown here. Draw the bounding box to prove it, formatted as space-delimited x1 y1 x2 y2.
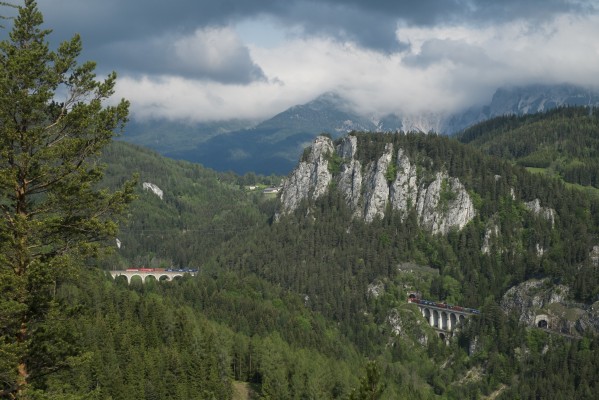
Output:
120 83 599 175
488 83 599 116
308 91 349 109
286 91 352 114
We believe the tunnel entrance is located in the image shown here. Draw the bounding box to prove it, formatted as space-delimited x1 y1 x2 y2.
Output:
537 319 548 329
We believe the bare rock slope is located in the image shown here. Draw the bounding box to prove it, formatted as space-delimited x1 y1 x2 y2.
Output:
278 135 476 234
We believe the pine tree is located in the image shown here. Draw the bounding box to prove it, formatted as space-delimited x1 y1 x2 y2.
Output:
0 1 133 397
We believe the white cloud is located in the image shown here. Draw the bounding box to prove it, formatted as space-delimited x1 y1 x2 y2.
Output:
116 75 289 122
117 12 599 123
173 27 254 76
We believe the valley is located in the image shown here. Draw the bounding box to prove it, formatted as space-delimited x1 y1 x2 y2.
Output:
2 2 599 399
83 108 599 398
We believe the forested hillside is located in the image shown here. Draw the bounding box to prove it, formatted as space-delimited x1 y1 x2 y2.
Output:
10 124 599 399
97 126 599 398
3 2 599 399
99 141 278 269
456 106 599 191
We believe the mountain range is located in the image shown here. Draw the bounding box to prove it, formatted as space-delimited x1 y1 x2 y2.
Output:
122 83 599 175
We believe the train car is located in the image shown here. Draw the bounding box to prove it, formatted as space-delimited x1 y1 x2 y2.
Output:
408 297 481 315
139 268 155 272
125 268 139 272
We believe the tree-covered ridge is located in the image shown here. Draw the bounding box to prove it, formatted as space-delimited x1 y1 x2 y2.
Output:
294 131 599 301
35 267 370 400
200 130 599 396
455 106 599 189
100 141 275 269
13 130 599 399
3 1 599 399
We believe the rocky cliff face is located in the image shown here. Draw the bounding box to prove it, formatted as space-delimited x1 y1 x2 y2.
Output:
591 246 599 267
501 279 599 336
524 198 556 227
278 136 334 213
277 135 476 234
142 182 164 200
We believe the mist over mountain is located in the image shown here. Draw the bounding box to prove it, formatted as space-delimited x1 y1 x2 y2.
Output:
121 83 599 175
446 83 599 133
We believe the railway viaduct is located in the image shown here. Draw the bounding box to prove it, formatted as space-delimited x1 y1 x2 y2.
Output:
408 296 480 336
109 270 197 284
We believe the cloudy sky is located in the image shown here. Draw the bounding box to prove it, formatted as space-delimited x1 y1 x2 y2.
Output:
17 1 599 122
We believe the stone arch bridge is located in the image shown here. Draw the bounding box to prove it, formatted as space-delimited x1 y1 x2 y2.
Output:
408 297 480 335
109 269 197 284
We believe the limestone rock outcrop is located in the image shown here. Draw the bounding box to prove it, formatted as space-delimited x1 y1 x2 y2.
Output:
337 136 363 212
278 136 333 215
501 278 599 336
389 148 418 214
481 224 500 254
524 198 556 227
277 135 476 234
363 144 393 222
416 172 476 235
590 245 599 267
501 279 569 326
142 182 164 200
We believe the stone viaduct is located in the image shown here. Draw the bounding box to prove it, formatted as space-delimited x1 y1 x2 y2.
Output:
109 269 197 284
408 295 480 336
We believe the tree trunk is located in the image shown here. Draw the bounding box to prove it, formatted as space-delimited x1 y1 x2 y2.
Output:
16 320 29 399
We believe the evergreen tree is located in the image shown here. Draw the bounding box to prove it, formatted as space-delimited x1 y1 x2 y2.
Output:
0 1 132 397
349 361 384 400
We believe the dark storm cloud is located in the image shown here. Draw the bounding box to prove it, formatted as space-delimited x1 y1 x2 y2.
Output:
275 0 596 51
37 0 271 83
34 0 596 80
91 30 266 84
320 0 593 25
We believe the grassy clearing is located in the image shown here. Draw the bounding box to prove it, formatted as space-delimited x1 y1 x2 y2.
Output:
525 167 599 198
232 381 253 400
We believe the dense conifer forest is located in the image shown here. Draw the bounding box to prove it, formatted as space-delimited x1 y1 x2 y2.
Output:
457 107 599 191
1 4 599 396
4 100 599 397
49 111 598 399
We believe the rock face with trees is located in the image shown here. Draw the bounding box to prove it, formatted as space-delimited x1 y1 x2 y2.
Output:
501 279 599 336
0 1 133 397
279 134 477 234
2 2 599 399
